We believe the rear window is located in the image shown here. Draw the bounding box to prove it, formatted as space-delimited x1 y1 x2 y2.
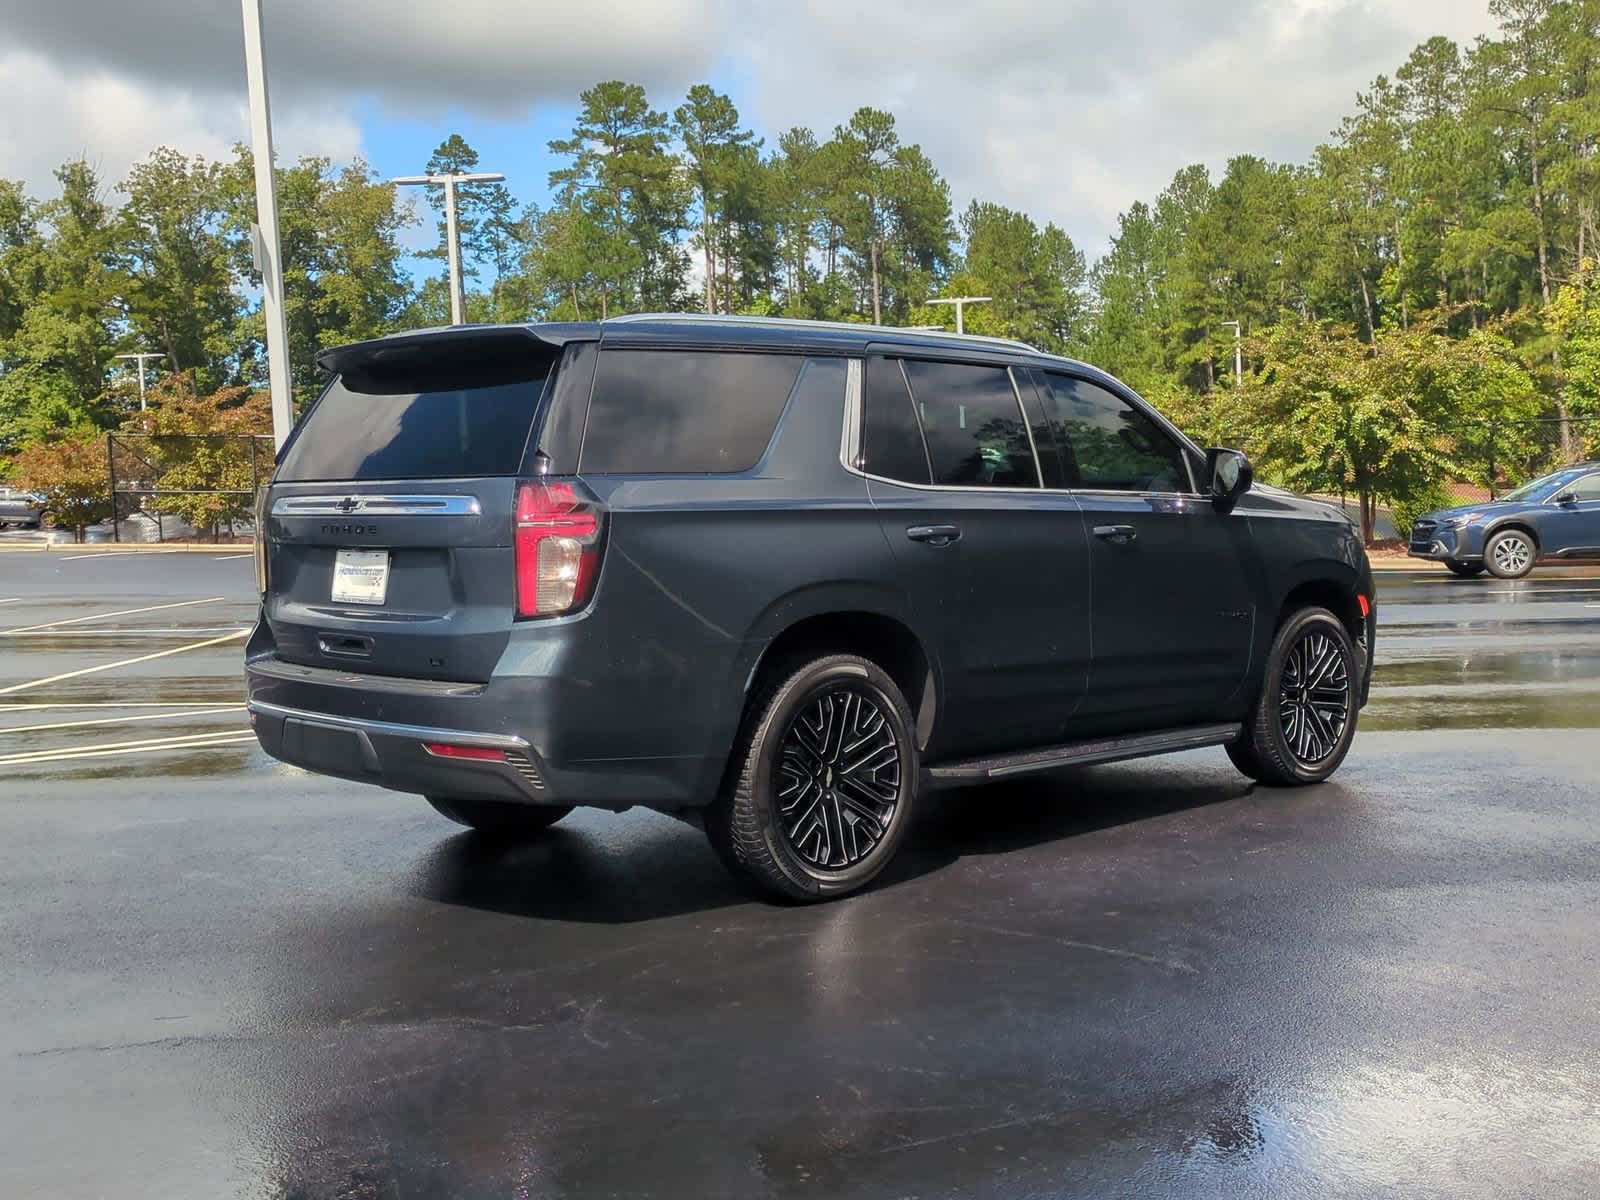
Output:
278 376 546 482
580 350 803 474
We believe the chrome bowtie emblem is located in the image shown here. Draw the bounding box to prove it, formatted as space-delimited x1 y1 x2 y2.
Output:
334 497 360 514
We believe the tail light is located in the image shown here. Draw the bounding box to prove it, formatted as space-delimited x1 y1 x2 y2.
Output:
514 480 602 618
253 486 269 595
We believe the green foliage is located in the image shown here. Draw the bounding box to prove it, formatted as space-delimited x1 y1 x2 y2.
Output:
124 375 271 538
5 13 1600 542
9 428 114 538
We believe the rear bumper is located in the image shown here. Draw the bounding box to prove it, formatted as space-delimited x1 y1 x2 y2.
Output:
244 624 726 810
248 698 554 804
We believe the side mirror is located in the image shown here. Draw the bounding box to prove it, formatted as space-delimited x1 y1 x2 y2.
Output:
1205 448 1253 514
1555 491 1578 506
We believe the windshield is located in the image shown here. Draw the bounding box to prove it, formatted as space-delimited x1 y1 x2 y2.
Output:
1502 467 1588 503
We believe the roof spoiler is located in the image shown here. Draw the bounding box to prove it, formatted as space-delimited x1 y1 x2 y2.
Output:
316 325 575 394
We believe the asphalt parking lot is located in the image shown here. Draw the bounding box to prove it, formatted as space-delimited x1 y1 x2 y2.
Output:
4 551 1600 1199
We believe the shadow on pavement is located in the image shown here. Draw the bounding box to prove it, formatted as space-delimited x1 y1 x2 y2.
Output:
409 759 1255 924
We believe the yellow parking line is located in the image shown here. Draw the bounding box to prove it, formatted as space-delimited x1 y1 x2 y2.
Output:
0 729 257 766
214 554 252 561
1 596 225 635
58 550 144 561
0 628 248 696
0 707 242 735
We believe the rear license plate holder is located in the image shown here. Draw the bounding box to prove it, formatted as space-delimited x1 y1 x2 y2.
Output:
332 549 390 606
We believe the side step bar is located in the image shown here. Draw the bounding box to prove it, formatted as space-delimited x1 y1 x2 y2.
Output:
926 722 1242 786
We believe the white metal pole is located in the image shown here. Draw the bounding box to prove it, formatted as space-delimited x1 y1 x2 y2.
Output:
137 359 148 410
241 0 294 451
928 296 991 336
444 177 464 325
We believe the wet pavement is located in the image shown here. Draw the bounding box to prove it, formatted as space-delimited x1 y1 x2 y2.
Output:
4 554 1600 1198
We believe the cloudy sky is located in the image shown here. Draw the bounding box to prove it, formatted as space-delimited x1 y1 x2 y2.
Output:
2 0 1501 262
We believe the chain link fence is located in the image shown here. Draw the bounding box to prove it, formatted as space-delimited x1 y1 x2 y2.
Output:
1437 417 1600 506
107 432 273 542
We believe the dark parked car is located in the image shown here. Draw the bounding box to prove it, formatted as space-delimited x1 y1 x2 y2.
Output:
0 486 47 528
246 316 1375 901
1409 463 1600 579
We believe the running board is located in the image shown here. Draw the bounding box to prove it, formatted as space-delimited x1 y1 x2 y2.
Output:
926 722 1242 786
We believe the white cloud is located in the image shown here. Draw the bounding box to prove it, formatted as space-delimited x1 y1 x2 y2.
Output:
732 0 1502 251
3 0 1505 256
1 48 359 195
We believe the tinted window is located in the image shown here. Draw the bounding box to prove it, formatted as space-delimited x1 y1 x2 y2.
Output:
581 350 802 474
1568 472 1600 499
278 376 545 482
901 360 1038 488
1039 374 1190 493
863 356 931 484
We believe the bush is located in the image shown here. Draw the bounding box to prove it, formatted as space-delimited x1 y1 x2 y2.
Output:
9 430 113 540
1390 482 1456 537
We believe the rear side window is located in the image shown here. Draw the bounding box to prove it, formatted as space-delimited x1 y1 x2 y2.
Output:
862 356 932 484
901 360 1039 488
580 350 803 474
278 376 547 482
1038 374 1191 493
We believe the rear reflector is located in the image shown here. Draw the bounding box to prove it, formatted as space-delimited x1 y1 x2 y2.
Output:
514 480 602 618
422 742 507 762
1357 594 1371 618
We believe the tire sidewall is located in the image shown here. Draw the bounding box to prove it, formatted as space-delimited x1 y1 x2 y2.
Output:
750 658 918 898
1258 608 1360 784
1485 529 1536 579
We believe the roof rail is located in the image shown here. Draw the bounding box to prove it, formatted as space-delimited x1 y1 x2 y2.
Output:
603 312 1042 354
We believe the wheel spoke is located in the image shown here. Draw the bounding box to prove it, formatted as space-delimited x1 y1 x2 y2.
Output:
775 682 903 871
1277 625 1352 767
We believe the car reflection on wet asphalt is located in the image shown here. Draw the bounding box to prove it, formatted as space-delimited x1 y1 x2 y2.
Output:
3 552 1600 1199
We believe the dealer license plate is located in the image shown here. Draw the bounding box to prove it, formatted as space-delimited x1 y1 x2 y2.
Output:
331 549 390 606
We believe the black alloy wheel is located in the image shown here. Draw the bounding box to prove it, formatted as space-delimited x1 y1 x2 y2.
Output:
1276 628 1352 766
1228 606 1360 786
708 653 917 901
776 687 902 871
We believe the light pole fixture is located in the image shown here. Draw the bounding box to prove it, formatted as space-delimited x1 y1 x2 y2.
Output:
392 172 506 326
114 351 166 411
240 0 294 451
927 296 992 336
1221 320 1243 387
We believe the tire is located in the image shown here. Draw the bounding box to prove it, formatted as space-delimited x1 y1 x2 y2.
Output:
425 796 572 837
1230 606 1360 787
1484 528 1537 579
1444 560 1486 578
707 653 917 902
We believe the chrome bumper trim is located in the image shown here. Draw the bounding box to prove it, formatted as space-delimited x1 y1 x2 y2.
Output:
246 699 528 751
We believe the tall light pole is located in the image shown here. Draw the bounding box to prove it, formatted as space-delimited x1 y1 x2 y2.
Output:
240 0 294 452
392 172 505 326
114 351 165 411
927 295 992 336
1221 320 1243 387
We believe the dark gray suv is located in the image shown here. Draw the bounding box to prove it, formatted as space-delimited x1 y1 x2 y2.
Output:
246 316 1375 901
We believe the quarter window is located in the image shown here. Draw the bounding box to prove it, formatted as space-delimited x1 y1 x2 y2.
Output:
580 350 803 474
862 356 932 484
900 360 1039 489
1039 374 1190 493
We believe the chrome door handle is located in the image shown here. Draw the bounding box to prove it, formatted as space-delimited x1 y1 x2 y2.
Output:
906 524 962 547
1093 524 1138 544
